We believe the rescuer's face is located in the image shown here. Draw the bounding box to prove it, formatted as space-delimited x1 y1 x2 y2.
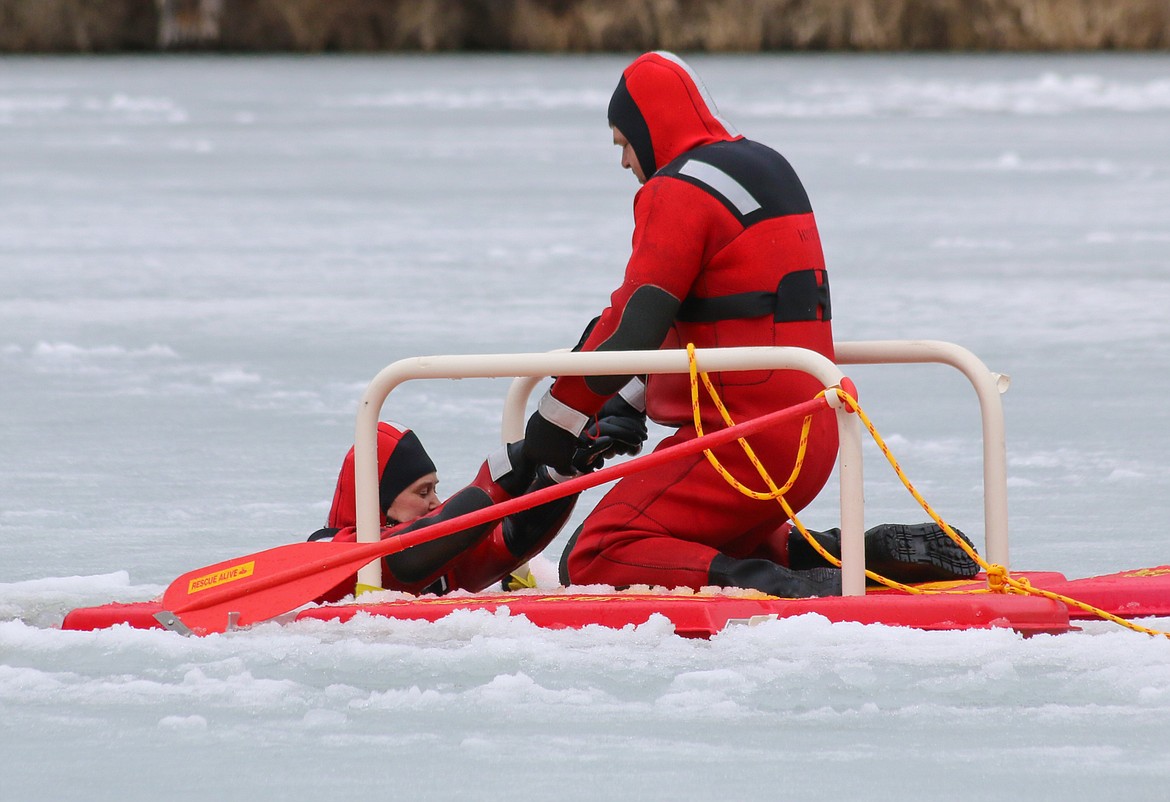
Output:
612 126 646 184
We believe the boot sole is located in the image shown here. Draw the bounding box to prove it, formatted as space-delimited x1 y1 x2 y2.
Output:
864 522 981 583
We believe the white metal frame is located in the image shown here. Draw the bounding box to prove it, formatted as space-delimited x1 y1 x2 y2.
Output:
352 340 1010 597
832 340 1011 567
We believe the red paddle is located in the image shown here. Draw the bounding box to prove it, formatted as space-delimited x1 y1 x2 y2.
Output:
156 395 832 634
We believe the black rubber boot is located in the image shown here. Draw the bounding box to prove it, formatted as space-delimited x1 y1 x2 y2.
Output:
788 523 980 582
708 553 842 598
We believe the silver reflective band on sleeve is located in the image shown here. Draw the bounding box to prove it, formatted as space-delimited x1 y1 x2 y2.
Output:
488 444 513 482
618 377 647 413
678 160 761 216
546 467 576 484
538 391 590 436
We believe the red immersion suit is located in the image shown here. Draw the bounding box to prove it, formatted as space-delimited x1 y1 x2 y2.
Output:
549 53 839 590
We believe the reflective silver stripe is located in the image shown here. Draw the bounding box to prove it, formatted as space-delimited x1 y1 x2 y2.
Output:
618 377 646 413
538 391 590 436
488 444 513 482
545 467 576 484
678 160 761 216
652 51 739 137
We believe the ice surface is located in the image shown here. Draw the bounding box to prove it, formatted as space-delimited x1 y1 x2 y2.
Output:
3 53 1170 800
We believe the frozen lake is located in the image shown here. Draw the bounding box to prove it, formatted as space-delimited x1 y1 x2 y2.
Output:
3 53 1170 800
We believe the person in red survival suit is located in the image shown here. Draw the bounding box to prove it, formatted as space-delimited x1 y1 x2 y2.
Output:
309 413 645 603
523 52 978 598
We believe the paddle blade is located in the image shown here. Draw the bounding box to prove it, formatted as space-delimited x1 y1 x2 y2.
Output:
159 541 373 635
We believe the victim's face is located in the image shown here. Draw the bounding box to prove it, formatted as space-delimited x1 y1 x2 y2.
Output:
386 473 440 524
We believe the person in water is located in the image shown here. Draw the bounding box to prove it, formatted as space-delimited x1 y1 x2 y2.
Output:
523 51 980 597
310 409 646 602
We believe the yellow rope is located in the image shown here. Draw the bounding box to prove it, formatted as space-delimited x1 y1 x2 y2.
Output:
687 343 811 500
686 344 913 590
684 343 1170 639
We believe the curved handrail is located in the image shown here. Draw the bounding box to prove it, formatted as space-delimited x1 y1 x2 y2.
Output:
499 339 1011 568
354 346 868 595
834 340 1010 567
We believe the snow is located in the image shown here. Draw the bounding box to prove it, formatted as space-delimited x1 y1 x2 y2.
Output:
3 52 1170 800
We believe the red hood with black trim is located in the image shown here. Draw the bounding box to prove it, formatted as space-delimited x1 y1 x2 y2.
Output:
607 51 740 178
326 422 435 529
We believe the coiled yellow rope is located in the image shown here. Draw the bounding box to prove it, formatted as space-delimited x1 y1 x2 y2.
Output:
685 343 1170 638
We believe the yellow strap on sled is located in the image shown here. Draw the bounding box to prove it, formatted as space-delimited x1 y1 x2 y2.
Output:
503 566 538 591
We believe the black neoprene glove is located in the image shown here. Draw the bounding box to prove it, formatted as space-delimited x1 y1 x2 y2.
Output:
599 392 648 446
570 394 649 474
523 399 582 475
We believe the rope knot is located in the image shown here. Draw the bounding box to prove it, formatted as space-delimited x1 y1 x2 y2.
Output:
985 564 1009 594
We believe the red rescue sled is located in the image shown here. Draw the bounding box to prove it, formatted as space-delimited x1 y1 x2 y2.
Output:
60 567 1170 638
